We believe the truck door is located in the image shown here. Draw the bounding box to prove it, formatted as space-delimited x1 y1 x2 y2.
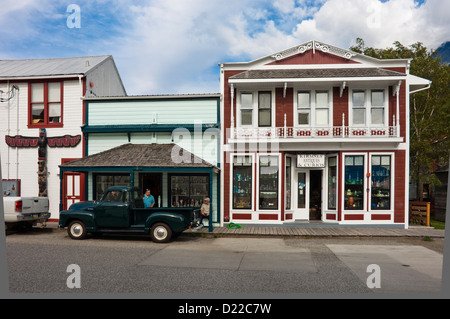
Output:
95 190 129 228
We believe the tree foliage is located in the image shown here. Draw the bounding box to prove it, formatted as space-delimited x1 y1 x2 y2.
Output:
350 38 450 199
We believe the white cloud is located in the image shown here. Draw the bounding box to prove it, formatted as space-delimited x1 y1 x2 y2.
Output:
0 0 447 95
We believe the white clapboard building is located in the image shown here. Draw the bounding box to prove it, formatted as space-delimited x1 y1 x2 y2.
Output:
0 56 126 221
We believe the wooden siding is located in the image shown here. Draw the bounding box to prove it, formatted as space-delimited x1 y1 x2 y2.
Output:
88 99 218 126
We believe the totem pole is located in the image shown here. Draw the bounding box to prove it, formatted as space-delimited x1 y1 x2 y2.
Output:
37 129 48 197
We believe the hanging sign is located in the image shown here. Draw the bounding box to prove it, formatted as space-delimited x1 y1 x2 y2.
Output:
297 154 326 168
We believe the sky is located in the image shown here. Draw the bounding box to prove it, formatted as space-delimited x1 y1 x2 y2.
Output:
0 0 448 95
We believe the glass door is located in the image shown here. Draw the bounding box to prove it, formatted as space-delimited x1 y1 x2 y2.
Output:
294 170 309 220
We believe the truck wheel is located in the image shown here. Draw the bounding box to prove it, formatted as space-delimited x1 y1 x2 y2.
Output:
68 220 87 240
150 223 172 243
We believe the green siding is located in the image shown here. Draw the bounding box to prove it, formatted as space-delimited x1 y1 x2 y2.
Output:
88 100 217 126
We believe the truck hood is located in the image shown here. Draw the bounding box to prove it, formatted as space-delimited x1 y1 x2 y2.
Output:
68 201 96 211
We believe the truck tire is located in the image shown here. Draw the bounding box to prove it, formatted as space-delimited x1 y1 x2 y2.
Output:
150 223 172 243
68 220 87 240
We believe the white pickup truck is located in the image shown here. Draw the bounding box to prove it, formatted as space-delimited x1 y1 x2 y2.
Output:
3 197 50 230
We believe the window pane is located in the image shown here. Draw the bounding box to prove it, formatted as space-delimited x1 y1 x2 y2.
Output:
353 109 365 125
298 92 310 109
371 155 391 210
31 104 45 123
31 83 44 103
48 82 61 102
344 156 364 210
352 91 365 107
241 110 252 125
316 109 329 126
316 91 329 108
233 156 252 209
241 93 253 109
103 191 124 202
297 172 306 209
259 156 278 210
285 157 291 210
298 112 310 125
371 108 384 125
258 92 271 109
49 103 61 123
371 90 384 107
259 109 271 127
328 157 337 210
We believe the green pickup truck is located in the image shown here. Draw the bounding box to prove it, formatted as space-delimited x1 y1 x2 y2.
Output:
58 186 198 243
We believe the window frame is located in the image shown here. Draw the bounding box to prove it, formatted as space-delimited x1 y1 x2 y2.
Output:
236 89 275 128
239 92 254 127
294 88 332 127
28 80 64 128
257 154 281 211
369 153 394 212
349 88 388 127
342 153 367 212
232 155 253 210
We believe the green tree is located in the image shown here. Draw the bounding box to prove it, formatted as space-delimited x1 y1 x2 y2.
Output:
350 38 450 200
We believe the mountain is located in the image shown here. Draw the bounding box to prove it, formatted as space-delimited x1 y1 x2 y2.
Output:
435 41 450 64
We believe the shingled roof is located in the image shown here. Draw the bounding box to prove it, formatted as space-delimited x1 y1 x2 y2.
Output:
60 144 217 170
230 68 406 80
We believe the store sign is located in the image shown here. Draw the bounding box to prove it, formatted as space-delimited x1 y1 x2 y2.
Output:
297 154 326 168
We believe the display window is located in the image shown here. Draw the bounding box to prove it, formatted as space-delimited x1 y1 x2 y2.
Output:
371 155 391 210
232 156 252 209
327 156 337 210
259 155 279 210
94 174 130 200
344 155 364 210
170 174 209 207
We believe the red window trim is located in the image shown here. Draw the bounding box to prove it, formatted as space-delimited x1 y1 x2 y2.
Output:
28 80 64 128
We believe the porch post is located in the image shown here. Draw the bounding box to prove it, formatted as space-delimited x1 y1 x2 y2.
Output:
209 168 213 233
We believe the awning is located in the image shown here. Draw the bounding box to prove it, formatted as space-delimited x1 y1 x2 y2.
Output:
408 74 432 94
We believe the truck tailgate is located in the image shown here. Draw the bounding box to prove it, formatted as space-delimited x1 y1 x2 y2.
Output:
21 197 49 214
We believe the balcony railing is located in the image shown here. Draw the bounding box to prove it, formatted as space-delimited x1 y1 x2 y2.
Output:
230 114 400 141
233 126 398 139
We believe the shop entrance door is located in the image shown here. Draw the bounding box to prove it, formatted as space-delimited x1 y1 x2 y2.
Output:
293 170 309 220
140 173 162 207
309 170 322 220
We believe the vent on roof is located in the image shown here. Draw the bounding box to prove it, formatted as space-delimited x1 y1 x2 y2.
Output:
85 60 90 67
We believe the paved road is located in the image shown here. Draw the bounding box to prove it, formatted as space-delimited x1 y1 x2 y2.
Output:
5 228 444 295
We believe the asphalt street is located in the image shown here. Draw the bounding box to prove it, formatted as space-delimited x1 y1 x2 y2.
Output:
4 227 444 295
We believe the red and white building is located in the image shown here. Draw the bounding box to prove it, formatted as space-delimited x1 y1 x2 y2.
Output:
219 40 431 228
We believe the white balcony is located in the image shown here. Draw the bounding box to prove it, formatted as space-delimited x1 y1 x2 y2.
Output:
233 126 398 139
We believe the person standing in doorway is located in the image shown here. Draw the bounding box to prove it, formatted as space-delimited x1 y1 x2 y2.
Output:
143 189 155 208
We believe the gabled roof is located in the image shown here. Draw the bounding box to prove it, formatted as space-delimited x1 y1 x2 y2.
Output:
230 68 406 80
220 40 411 69
0 55 113 79
60 143 218 170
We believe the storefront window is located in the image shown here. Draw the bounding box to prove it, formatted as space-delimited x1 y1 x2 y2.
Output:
344 155 364 210
285 157 291 210
371 155 391 210
328 157 337 210
170 174 209 207
233 156 252 209
259 156 278 210
94 174 130 200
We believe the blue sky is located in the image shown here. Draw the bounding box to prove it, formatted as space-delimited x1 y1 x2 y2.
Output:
0 0 447 95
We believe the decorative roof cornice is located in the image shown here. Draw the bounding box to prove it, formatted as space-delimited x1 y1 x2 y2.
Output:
271 40 357 61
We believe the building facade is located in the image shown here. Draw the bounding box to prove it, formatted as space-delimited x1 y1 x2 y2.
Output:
59 94 221 225
0 56 126 221
219 40 431 228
